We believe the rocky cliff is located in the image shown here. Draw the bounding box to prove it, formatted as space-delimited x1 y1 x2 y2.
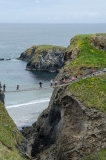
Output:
21 77 106 160
19 45 66 72
20 34 106 160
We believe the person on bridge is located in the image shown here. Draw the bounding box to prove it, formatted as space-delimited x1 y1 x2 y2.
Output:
3 84 6 92
50 79 53 86
39 81 42 88
71 76 75 81
16 85 19 90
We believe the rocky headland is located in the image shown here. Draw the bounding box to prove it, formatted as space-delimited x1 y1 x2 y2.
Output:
18 45 66 72
20 34 106 160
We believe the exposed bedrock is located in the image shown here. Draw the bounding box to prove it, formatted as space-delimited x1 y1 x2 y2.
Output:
27 51 65 72
21 86 106 160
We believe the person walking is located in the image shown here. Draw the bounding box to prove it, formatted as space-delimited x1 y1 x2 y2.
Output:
3 84 6 92
16 85 19 90
39 81 42 88
71 76 75 81
50 79 53 86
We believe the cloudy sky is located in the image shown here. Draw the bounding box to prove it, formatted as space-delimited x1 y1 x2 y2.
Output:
0 0 105 23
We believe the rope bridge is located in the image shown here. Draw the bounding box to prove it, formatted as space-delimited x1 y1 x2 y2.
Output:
1 69 106 93
3 81 72 93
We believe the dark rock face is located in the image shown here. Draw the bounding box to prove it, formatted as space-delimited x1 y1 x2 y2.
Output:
65 47 80 61
27 51 65 72
0 92 5 104
90 35 106 50
21 86 106 160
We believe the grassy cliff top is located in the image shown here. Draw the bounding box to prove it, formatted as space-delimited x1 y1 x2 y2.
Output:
24 44 66 55
65 34 106 75
34 44 66 51
69 74 106 113
0 102 26 160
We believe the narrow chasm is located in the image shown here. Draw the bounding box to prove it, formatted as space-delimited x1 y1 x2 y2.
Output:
31 103 61 157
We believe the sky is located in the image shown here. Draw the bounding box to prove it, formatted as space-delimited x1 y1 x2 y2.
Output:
0 0 106 23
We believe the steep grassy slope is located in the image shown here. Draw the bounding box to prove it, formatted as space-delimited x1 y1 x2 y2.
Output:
69 74 106 113
0 102 27 160
65 34 106 75
67 34 106 159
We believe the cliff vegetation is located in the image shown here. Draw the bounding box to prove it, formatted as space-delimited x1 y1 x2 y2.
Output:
70 74 106 113
65 34 106 76
0 102 27 160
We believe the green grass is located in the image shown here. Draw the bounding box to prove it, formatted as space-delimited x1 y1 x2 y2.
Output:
83 149 106 160
0 102 27 160
69 74 106 113
66 34 106 75
36 44 66 51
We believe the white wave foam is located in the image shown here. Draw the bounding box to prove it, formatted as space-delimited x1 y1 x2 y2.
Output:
6 99 50 109
11 59 19 61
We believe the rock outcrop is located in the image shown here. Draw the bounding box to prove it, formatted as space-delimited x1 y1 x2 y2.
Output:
65 36 80 61
90 34 106 50
19 45 66 72
21 85 106 160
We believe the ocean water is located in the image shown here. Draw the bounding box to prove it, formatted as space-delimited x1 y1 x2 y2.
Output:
0 23 106 129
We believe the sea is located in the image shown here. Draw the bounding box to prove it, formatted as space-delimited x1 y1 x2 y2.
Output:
0 23 106 129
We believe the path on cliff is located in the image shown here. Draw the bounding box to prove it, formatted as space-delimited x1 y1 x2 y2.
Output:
3 69 106 93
